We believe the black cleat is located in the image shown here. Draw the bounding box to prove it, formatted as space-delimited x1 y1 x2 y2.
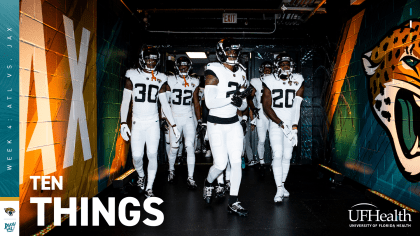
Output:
227 201 249 216
247 160 258 167
203 182 214 204
137 176 145 193
144 189 155 198
215 183 225 199
187 177 197 190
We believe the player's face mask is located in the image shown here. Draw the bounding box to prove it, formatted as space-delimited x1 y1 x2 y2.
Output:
278 61 291 79
263 67 272 76
178 65 189 76
225 49 239 65
142 55 158 71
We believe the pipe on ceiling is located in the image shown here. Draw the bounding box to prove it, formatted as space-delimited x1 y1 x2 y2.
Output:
138 8 326 14
303 0 327 22
146 17 278 35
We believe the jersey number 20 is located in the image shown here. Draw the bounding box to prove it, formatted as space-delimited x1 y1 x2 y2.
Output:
272 89 295 108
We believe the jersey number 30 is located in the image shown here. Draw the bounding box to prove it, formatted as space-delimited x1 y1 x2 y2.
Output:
134 83 159 103
272 89 295 108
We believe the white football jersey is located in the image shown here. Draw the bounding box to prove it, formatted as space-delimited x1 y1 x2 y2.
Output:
125 69 168 121
250 77 264 109
205 62 247 118
167 75 200 115
263 73 304 121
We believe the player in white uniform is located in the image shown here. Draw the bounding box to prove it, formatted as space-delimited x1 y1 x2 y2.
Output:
166 56 201 189
248 61 274 176
120 46 180 198
262 53 304 202
203 38 251 216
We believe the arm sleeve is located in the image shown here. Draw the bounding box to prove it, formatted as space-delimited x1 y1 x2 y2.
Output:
120 88 132 123
204 85 232 109
159 92 177 126
291 96 303 126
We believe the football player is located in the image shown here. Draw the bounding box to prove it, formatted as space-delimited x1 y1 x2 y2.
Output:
261 53 304 202
166 56 201 189
120 46 181 198
248 61 274 175
203 38 250 216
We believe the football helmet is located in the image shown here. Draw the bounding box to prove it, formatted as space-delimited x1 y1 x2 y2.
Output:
259 61 274 76
139 46 160 72
216 37 241 65
274 52 294 79
175 56 192 76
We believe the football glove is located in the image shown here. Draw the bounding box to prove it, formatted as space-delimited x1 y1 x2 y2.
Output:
291 129 298 147
252 107 260 119
121 124 131 141
240 119 247 135
160 119 169 131
172 125 181 142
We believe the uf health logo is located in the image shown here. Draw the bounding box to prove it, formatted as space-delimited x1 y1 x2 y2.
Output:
4 222 15 232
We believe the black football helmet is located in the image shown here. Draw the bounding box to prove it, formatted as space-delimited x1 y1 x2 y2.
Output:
139 46 160 72
259 61 274 76
174 56 192 76
274 52 294 79
216 38 241 65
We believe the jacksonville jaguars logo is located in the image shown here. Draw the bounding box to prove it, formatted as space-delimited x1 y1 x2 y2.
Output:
157 79 162 83
4 208 15 216
294 81 299 85
362 19 420 182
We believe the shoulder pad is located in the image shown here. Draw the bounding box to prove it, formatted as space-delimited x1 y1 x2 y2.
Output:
205 62 222 70
125 68 137 78
292 73 304 82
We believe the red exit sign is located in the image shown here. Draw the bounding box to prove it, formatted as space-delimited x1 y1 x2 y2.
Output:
223 13 237 23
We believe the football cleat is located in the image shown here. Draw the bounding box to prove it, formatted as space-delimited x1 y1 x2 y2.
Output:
145 189 155 198
203 182 214 204
283 186 290 197
274 186 284 203
187 177 197 190
227 201 248 216
205 150 212 158
137 176 145 193
168 170 175 183
215 183 225 199
247 160 258 167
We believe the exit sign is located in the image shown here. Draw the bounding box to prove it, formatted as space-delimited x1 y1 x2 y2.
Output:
223 13 237 23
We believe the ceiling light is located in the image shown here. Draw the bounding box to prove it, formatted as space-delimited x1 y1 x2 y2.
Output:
186 52 207 59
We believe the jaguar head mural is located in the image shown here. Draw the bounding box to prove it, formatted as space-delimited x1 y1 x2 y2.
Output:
362 19 420 182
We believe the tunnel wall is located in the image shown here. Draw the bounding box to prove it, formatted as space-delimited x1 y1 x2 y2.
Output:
326 0 420 211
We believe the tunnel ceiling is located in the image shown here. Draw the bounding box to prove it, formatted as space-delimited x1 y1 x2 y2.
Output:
120 0 365 55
